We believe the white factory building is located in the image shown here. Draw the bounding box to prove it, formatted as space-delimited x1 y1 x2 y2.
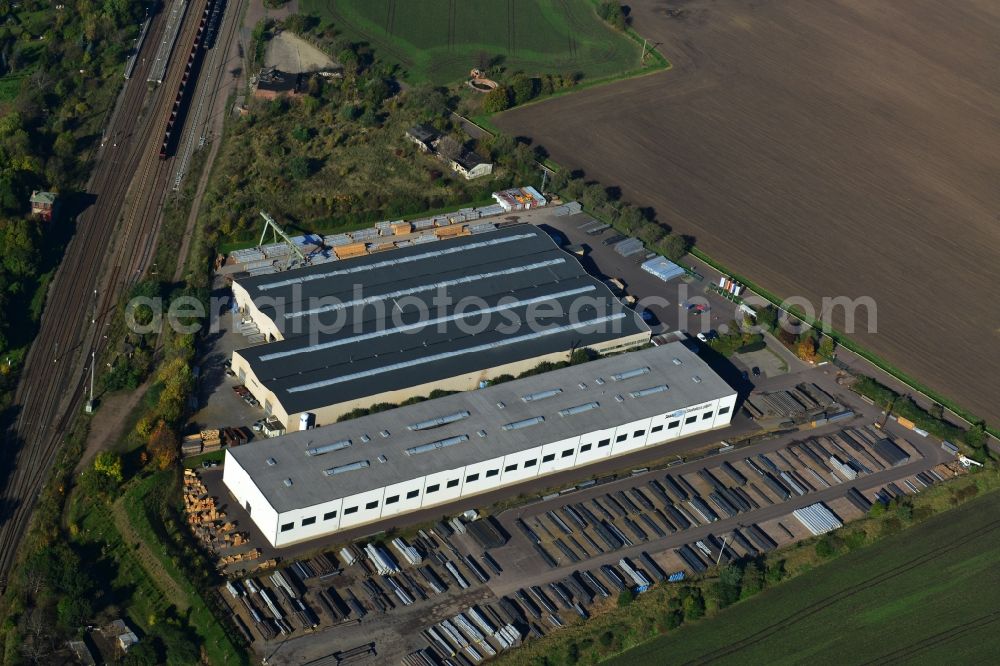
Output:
223 342 737 547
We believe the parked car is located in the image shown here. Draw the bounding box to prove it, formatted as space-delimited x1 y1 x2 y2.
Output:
202 460 220 469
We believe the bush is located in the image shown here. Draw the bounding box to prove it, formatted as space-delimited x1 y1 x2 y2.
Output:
617 588 635 607
482 86 512 113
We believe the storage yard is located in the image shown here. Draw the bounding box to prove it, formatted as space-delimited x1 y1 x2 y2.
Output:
206 417 963 664
495 0 1000 424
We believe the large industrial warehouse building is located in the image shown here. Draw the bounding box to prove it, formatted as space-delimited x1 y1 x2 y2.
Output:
224 342 737 547
229 226 650 428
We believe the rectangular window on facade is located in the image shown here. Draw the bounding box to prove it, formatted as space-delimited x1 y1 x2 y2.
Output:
486 469 499 478
323 511 337 520
504 464 518 472
651 424 664 433
616 433 627 443
302 516 316 526
685 415 697 424
669 420 680 429
702 411 713 420
426 484 440 493
447 479 459 488
719 406 730 415
542 453 555 463
280 523 294 532
344 506 358 515
598 438 611 448
365 501 378 510
561 448 574 458
406 489 419 499
466 473 480 483
386 495 399 505
580 443 592 452
634 429 646 438
524 458 537 467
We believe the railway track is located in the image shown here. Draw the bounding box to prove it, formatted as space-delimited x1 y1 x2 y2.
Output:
0 0 211 585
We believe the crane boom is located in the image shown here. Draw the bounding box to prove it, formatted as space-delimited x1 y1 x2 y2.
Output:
259 211 307 262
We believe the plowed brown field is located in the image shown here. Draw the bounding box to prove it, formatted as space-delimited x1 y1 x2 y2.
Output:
496 0 1000 424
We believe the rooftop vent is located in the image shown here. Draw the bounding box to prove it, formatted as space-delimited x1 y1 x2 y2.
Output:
615 394 625 402
558 402 600 417
405 435 469 456
360 433 371 443
595 377 606 385
630 384 669 398
578 382 587 389
672 357 683 366
611 367 651 381
305 440 352 457
379 429 390 438
692 376 702 383
477 430 487 438
377 455 388 464
283 478 293 487
407 410 471 431
520 388 563 402
266 457 277 466
323 460 370 476
501 416 545 431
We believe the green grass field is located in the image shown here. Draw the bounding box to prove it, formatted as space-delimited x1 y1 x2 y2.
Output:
300 0 644 84
609 490 1000 665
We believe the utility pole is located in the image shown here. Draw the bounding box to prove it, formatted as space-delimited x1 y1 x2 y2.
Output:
84 350 95 414
715 535 729 566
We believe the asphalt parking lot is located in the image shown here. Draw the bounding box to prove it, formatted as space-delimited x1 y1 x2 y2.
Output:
188 276 268 435
512 207 744 338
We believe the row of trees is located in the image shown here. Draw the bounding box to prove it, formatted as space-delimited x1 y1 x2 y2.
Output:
852 374 989 457
547 168 693 261
546 555 789 666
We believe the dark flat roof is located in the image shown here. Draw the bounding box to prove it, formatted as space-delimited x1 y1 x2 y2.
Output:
234 226 650 416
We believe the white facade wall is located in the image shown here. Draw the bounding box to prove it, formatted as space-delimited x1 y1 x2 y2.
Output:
222 453 280 545
230 395 737 547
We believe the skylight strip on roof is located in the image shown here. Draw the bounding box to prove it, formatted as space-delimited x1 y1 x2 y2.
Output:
558 402 600 417
286 313 628 394
259 285 597 362
256 233 537 292
520 388 563 402
501 416 545 431
405 434 469 456
407 411 472 431
285 258 566 319
323 460 370 476
629 384 669 398
611 367 651 381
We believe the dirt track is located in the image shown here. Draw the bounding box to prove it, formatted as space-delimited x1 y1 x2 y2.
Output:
495 0 1000 424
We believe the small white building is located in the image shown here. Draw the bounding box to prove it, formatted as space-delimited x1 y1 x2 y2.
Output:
223 342 737 547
